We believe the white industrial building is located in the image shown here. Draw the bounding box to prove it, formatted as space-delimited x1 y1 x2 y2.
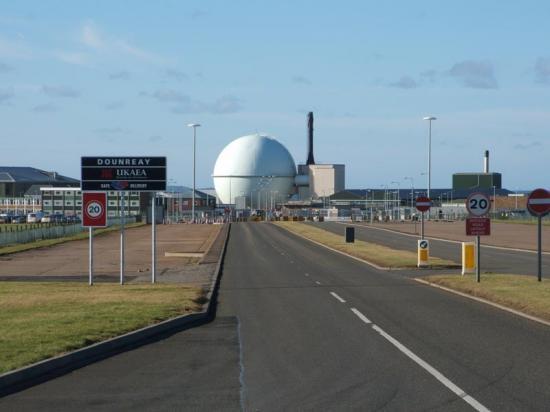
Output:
211 112 345 207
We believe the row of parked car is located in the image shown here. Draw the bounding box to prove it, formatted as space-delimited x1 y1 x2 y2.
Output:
0 212 81 224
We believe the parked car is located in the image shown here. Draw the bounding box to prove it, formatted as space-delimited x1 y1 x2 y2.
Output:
27 212 44 223
11 215 26 223
0 213 12 223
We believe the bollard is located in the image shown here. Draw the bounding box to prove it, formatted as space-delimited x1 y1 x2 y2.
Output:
345 226 355 243
461 242 475 275
417 239 429 267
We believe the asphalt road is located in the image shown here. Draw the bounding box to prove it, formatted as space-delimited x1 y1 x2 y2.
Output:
313 221 550 276
4 222 550 410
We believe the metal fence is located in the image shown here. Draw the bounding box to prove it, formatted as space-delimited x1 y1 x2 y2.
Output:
0 217 136 247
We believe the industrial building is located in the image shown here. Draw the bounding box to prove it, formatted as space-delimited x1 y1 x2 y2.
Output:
212 112 345 208
452 150 502 190
0 167 79 197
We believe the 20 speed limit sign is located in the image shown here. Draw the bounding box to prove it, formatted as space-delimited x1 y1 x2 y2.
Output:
466 192 491 217
82 192 107 227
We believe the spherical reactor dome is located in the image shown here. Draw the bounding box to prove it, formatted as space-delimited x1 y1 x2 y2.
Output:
213 134 296 205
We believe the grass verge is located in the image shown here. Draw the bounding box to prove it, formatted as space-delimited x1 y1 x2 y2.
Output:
0 282 204 374
0 222 145 256
422 274 550 322
274 221 458 268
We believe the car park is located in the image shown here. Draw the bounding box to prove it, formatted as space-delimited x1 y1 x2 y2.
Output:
27 212 44 223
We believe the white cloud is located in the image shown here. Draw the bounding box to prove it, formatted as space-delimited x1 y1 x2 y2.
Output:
535 57 550 84
0 35 32 59
0 87 14 103
389 76 417 89
448 60 498 89
54 51 90 66
42 85 80 98
79 20 164 64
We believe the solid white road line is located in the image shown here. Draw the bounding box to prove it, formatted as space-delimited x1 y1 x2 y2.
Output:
330 292 346 303
350 308 372 324
371 324 490 412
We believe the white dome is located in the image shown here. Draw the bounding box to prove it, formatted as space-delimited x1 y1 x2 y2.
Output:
213 134 296 205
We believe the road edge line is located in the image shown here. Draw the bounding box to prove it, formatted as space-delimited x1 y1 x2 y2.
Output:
414 277 550 328
0 223 232 397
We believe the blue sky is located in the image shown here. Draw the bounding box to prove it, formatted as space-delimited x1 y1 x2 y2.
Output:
0 0 549 190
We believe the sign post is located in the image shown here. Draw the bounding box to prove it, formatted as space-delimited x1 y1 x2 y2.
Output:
415 197 431 267
81 157 166 286
415 197 432 240
527 188 550 282
466 192 491 282
82 192 107 285
152 193 156 284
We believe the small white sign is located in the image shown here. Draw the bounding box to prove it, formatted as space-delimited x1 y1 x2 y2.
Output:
466 192 491 217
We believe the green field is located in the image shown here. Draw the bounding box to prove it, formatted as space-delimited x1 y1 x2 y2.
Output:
275 221 458 269
0 282 204 374
423 274 550 322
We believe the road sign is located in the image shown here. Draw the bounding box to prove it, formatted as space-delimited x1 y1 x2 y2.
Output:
82 192 107 227
81 157 167 192
466 217 491 236
466 192 491 217
417 239 429 267
419 240 428 249
415 197 432 212
527 188 550 217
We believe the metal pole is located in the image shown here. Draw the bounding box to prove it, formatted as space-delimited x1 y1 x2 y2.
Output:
538 216 542 282
120 191 125 285
421 211 425 240
89 227 93 286
192 127 196 223
476 235 481 283
152 193 156 284
428 120 432 201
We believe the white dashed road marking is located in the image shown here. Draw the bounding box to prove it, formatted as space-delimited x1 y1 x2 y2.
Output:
330 292 346 303
350 308 372 324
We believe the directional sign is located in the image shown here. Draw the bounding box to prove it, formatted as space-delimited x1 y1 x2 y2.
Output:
82 192 107 227
527 188 550 217
415 197 432 212
466 192 491 217
466 217 491 236
419 240 429 249
81 157 166 192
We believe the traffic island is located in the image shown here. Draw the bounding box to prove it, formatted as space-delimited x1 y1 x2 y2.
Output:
274 221 458 269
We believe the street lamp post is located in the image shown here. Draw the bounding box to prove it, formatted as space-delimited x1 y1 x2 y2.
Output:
187 123 201 223
404 176 414 212
423 116 437 215
391 181 401 221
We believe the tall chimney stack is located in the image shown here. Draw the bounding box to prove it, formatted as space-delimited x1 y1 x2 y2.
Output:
483 150 489 173
306 112 315 165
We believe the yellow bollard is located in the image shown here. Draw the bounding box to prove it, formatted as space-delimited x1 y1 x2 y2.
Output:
417 239 429 267
462 242 475 275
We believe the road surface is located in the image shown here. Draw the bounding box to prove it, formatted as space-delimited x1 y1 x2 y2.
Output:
3 222 550 410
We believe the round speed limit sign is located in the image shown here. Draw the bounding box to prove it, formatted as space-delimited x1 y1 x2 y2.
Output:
85 200 104 219
466 192 491 217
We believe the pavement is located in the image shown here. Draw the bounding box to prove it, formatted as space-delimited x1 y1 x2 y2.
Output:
312 221 550 277
3 222 550 410
0 224 221 285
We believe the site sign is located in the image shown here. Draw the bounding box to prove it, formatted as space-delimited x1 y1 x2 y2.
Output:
466 192 491 217
527 188 550 217
81 157 167 192
415 197 432 212
82 192 107 227
466 217 491 236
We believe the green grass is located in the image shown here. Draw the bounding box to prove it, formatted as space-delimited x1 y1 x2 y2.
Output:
423 274 550 322
0 222 145 256
274 221 458 269
0 282 204 374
